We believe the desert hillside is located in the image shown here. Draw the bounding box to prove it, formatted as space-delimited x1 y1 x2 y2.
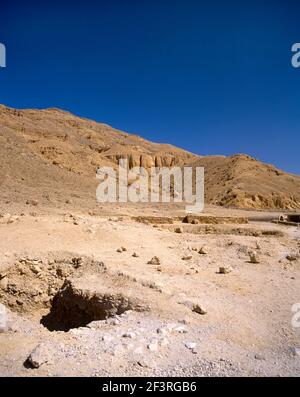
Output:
0 104 299 211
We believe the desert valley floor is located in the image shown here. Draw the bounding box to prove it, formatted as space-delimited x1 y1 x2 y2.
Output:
0 203 299 377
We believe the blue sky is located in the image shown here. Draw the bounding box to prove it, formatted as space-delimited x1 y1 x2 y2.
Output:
1 0 300 174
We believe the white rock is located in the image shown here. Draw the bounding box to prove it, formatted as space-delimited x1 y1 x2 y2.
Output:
147 340 159 352
27 343 53 368
174 325 187 333
185 342 197 350
0 304 8 333
157 327 169 336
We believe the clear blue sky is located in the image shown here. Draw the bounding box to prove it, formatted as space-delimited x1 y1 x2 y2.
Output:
1 0 300 174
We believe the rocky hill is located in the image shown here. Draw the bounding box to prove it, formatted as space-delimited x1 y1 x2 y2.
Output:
0 104 299 211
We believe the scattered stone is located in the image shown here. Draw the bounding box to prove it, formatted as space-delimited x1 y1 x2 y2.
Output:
56 265 71 278
26 343 53 368
249 252 260 264
72 257 83 268
116 248 123 253
158 337 169 347
121 247 127 252
182 255 192 261
123 332 136 339
147 256 161 266
110 318 121 326
174 227 183 234
111 344 124 356
147 340 159 352
0 277 8 290
178 318 189 325
137 357 155 368
174 325 187 333
6 215 19 224
26 199 38 206
192 304 207 315
286 254 298 262
0 304 8 333
132 252 139 258
31 265 42 275
219 266 233 274
191 219 199 225
198 247 207 255
102 335 114 343
254 353 265 360
185 342 197 350
157 327 169 336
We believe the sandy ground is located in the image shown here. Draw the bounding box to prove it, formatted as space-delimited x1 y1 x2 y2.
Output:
0 204 300 377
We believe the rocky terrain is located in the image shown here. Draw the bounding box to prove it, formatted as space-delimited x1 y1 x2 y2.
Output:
1 104 300 211
0 105 300 377
0 210 300 376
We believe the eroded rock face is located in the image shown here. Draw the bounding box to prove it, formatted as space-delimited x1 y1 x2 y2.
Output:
105 153 181 170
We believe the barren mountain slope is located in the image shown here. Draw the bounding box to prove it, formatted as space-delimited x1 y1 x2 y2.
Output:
189 155 300 209
0 104 300 211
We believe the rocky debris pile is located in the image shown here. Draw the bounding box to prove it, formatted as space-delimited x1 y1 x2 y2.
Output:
61 313 196 366
0 254 107 314
182 215 248 225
